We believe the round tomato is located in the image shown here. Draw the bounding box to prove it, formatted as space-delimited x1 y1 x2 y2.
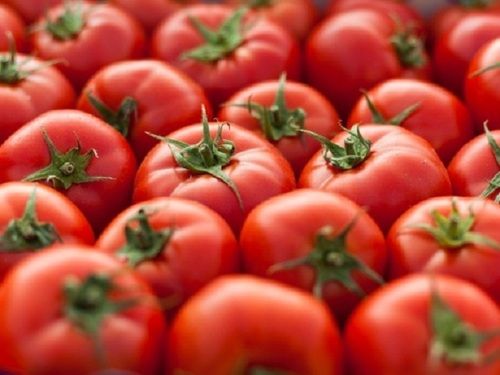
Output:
167 275 343 375
2 0 60 22
0 246 166 375
0 4 26 52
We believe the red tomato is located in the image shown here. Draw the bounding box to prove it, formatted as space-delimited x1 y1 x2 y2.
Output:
0 246 166 375
2 0 61 22
133 110 296 234
305 9 430 119
217 74 340 176
96 196 239 313
151 4 301 107
0 4 26 52
167 275 343 375
0 181 94 280
387 196 500 302
30 1 146 89
77 59 212 161
347 78 475 164
0 110 137 234
299 125 452 233
240 189 386 323
345 274 500 375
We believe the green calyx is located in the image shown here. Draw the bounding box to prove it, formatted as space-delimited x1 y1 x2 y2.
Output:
183 7 248 63
87 92 137 138
480 122 500 203
45 1 85 41
458 0 493 8
0 189 61 252
23 129 113 190
361 90 420 126
470 62 500 77
117 208 174 267
246 0 274 8
268 219 384 298
390 20 426 69
0 36 37 84
227 73 306 141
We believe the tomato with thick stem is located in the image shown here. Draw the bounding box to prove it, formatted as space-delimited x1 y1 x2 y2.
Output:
0 246 166 375
345 274 500 375
0 4 26 52
0 109 137 234
240 189 386 323
167 275 343 375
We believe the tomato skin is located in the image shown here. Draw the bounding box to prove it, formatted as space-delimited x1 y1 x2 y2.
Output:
347 78 475 164
77 59 212 161
345 274 500 375
0 4 26 52
0 109 137 234
0 247 166 375
299 125 452 233
218 78 340 176
240 189 386 322
387 197 500 303
151 4 301 108
30 1 146 89
167 275 343 375
2 0 61 22
96 197 239 311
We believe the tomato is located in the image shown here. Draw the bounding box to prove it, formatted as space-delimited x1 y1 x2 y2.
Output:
76 59 212 161
96 196 239 313
299 125 452 233
240 189 386 323
0 246 166 375
0 109 137 234
0 181 94 280
305 8 430 119
345 274 500 375
167 275 343 375
347 78 475 164
387 196 500 302
133 108 295 234
2 0 61 22
30 1 146 89
151 4 301 108
217 73 340 176
0 4 26 52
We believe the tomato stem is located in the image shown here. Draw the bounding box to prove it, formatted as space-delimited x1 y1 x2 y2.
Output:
246 0 274 8
390 18 426 69
480 122 500 202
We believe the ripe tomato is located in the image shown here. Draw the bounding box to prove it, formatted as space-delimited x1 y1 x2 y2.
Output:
2 0 60 22
96 196 239 313
299 125 452 233
30 1 146 89
347 78 475 164
345 274 500 375
0 110 137 234
0 246 166 375
0 4 26 52
387 196 500 303
151 4 301 107
240 189 386 323
217 73 340 176
167 275 343 375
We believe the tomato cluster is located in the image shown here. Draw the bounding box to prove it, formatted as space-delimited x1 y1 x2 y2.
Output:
0 0 499 374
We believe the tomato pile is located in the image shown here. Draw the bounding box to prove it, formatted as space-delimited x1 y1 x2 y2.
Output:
0 0 499 374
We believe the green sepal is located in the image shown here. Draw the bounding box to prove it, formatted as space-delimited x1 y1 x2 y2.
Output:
86 92 137 137
246 0 274 8
480 122 500 203
470 62 500 77
45 1 85 41
458 0 494 8
361 90 420 126
390 18 426 69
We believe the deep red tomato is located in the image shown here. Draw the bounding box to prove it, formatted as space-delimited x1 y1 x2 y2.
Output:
0 181 94 280
240 189 386 323
167 275 343 375
0 4 26 52
305 8 430 119
299 125 452 233
387 196 500 303
347 78 475 164
96 196 239 313
345 274 500 375
151 4 301 108
217 74 340 176
2 0 61 22
133 109 296 234
0 246 166 375
30 1 146 89
0 109 137 234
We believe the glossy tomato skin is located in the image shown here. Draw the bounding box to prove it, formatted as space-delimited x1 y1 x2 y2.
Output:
387 197 500 302
240 189 386 322
151 4 301 108
30 1 146 89
167 275 343 375
299 125 452 233
218 78 340 176
0 110 137 234
345 274 500 375
348 78 475 164
0 247 166 375
2 0 60 22
0 4 26 52
96 196 239 312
